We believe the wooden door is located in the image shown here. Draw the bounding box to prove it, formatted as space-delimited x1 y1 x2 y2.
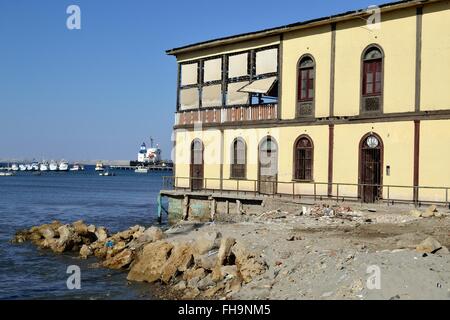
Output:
359 134 383 203
190 139 203 191
259 137 278 195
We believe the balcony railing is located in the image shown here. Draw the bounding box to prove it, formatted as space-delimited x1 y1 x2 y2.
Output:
175 104 277 126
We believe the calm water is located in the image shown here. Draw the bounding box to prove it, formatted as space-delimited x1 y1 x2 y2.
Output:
0 167 168 300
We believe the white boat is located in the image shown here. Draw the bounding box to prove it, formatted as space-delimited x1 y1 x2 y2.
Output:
31 162 39 171
99 171 115 176
49 160 58 171
26 164 33 171
134 166 148 173
40 162 49 171
70 163 83 171
19 164 27 171
59 160 69 171
0 172 15 176
95 162 105 172
11 164 19 171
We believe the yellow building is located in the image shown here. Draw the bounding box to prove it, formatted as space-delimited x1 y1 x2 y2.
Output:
166 0 450 205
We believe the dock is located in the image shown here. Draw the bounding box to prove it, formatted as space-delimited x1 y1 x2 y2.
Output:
109 165 172 171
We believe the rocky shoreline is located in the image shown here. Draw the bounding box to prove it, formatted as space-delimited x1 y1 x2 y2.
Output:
11 199 450 300
12 220 267 300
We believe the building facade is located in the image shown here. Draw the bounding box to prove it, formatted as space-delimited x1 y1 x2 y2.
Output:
166 0 450 205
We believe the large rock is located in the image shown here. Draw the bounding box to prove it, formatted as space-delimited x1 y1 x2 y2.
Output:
80 244 93 259
416 237 442 253
51 225 81 253
422 205 437 218
409 210 422 218
217 237 236 265
231 242 267 283
103 248 134 269
72 220 88 235
197 274 215 290
127 241 174 283
194 252 218 271
160 243 194 284
183 268 206 281
41 227 55 240
95 227 108 242
212 265 239 282
193 231 222 255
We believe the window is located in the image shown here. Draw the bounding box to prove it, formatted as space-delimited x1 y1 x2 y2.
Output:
294 136 313 181
297 56 315 117
361 46 383 113
231 138 246 179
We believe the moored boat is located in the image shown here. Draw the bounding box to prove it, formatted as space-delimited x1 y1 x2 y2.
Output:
95 162 105 172
11 164 19 171
39 162 49 171
58 160 69 171
49 160 58 171
134 166 148 173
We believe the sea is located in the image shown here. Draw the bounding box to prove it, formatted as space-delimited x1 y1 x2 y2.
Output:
0 166 169 300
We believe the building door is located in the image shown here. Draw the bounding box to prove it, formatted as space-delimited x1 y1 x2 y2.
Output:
259 136 278 195
190 139 203 191
359 133 383 203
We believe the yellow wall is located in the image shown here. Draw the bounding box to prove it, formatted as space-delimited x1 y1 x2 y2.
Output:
333 121 415 200
421 0 450 110
419 119 450 202
334 8 417 116
281 25 332 119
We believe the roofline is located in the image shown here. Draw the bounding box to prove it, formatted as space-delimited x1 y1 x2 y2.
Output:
166 0 432 56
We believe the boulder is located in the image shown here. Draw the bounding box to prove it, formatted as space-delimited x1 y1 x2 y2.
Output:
142 226 166 242
72 220 89 235
51 225 81 253
409 210 422 218
197 274 215 290
183 268 206 282
127 241 174 283
80 244 93 259
87 224 96 233
103 248 134 269
231 242 267 283
194 252 218 271
160 243 194 284
173 280 186 291
41 227 55 240
416 237 442 253
217 237 236 266
193 231 222 255
95 227 108 242
422 205 438 218
212 264 239 282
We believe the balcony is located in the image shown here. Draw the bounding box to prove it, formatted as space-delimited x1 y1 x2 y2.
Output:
175 104 278 126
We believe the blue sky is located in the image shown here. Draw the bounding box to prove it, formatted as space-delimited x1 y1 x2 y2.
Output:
0 0 386 161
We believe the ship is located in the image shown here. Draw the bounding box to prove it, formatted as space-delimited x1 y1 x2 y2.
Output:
95 162 105 172
59 160 69 171
135 137 161 164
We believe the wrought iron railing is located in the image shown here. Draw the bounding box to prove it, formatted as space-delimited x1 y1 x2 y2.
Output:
162 176 450 208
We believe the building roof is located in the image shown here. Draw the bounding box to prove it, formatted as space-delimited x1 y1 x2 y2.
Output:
166 0 431 56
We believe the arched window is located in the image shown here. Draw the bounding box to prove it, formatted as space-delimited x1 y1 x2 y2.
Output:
230 138 246 179
294 135 313 181
361 46 383 113
297 55 315 117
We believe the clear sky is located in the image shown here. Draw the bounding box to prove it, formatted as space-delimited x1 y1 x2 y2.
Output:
0 0 387 161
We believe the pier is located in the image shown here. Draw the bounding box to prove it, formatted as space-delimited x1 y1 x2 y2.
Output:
109 165 172 171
